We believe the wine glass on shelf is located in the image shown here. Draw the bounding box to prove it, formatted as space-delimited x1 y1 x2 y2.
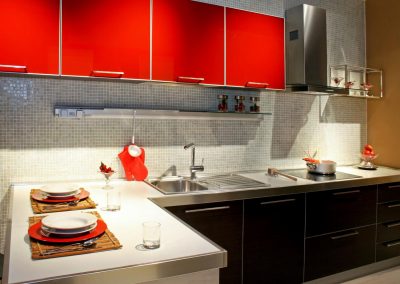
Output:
331 77 344 87
344 81 355 89
360 83 373 96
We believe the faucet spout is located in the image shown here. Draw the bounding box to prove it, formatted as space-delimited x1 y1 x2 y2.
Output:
184 143 204 180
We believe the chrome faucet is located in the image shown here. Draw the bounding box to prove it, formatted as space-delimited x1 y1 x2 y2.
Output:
184 143 204 180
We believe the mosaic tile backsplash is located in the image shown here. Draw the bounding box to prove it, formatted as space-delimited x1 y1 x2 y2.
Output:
0 0 366 252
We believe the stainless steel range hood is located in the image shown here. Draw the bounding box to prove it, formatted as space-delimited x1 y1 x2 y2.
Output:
285 4 348 95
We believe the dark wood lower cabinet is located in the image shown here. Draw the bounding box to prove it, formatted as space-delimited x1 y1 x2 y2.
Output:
165 183 400 283
304 225 376 281
243 194 305 284
166 201 243 284
377 239 400 261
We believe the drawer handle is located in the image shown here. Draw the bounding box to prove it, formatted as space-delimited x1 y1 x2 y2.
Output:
384 240 400 248
177 76 204 84
388 185 400 189
260 198 296 205
332 190 361 196
91 70 124 78
330 231 359 240
0 64 27 73
245 81 269 88
185 206 230 213
385 222 400 228
387 203 400 208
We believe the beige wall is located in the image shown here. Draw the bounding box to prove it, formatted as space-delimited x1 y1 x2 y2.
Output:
366 0 400 168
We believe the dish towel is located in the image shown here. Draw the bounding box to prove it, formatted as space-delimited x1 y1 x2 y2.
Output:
118 145 148 181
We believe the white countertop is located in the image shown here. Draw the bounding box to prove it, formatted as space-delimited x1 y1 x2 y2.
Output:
5 165 400 284
5 181 225 284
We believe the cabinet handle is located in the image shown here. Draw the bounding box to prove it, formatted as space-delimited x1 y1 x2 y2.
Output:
332 190 360 196
91 70 124 78
330 231 359 240
245 82 269 88
177 76 204 84
384 240 400 248
385 222 400 228
387 203 400 208
388 185 400 189
0 64 27 73
260 198 296 205
185 206 230 213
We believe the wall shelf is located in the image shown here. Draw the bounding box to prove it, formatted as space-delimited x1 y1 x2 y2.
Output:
54 107 270 121
329 65 383 99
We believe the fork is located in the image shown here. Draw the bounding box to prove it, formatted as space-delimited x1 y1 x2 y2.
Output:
42 200 80 209
40 236 100 256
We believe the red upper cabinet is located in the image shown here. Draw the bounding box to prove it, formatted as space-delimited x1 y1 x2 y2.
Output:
62 0 150 79
226 8 285 89
152 0 224 85
0 0 59 74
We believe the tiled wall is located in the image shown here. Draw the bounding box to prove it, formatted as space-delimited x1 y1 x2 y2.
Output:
0 0 366 252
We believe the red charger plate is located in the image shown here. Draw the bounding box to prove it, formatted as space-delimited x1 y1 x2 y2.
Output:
28 219 107 243
31 189 90 203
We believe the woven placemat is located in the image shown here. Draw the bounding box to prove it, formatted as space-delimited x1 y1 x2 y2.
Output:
29 211 122 259
30 189 97 214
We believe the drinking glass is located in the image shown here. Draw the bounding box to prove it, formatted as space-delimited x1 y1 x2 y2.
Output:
143 221 161 249
103 190 121 211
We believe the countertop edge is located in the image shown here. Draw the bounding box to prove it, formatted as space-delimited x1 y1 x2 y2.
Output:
16 251 226 284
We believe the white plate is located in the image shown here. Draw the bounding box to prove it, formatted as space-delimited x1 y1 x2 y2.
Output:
41 222 97 235
44 189 81 199
41 212 97 230
40 184 80 196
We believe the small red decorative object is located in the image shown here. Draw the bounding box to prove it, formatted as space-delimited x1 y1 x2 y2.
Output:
118 146 148 181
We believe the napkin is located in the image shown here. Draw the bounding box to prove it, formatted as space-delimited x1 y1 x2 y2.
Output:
118 146 148 181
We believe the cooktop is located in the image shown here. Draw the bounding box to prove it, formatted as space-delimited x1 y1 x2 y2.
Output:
282 169 362 182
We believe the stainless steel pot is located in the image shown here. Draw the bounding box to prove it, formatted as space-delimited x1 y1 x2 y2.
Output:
306 160 336 174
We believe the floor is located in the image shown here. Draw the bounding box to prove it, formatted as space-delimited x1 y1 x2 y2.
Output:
344 266 400 284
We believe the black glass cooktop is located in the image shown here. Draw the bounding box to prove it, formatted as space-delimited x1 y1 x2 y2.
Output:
282 169 361 182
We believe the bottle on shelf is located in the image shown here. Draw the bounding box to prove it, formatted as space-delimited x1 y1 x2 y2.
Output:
217 94 228 112
249 97 260 113
234 95 245 112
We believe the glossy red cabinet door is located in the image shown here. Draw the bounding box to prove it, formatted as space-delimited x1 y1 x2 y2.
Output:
153 0 224 85
0 0 59 74
62 0 150 79
226 8 285 89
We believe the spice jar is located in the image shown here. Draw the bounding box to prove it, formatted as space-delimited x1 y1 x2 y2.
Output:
249 97 260 113
234 95 245 112
217 95 228 112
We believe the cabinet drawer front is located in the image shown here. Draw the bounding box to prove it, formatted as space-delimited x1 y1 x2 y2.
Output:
378 201 400 223
377 221 400 243
243 194 305 284
167 201 243 284
379 183 400 203
306 186 377 236
377 239 400 261
304 225 376 281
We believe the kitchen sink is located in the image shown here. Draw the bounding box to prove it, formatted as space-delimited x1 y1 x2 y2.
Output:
148 177 209 194
148 173 270 195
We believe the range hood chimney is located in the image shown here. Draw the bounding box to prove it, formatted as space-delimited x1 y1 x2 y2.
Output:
285 4 348 95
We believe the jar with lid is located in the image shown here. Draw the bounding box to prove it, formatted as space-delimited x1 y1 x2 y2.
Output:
217 95 228 112
234 95 245 112
249 97 260 113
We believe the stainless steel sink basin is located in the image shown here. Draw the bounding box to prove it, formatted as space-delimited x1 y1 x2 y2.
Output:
149 177 208 195
148 174 270 195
